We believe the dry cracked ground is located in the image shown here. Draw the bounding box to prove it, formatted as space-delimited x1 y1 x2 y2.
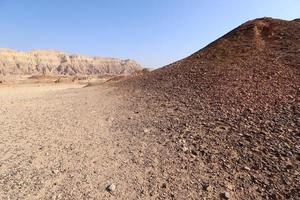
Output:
0 83 166 200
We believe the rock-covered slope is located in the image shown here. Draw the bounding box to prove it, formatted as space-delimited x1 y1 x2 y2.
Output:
0 49 141 76
118 18 300 199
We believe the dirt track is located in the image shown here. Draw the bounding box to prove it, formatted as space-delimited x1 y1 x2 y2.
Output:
0 84 156 200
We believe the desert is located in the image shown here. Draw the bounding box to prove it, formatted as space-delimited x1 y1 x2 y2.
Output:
0 3 299 200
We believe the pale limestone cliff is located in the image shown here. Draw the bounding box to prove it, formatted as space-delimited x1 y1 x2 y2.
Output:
0 48 142 76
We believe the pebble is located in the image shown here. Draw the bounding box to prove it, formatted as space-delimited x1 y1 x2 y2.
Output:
220 192 231 199
143 128 150 133
182 146 189 152
106 183 116 192
203 184 213 192
226 183 234 191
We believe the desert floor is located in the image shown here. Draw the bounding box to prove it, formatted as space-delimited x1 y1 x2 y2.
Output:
0 83 155 200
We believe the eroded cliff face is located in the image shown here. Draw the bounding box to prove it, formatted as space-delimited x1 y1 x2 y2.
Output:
0 49 141 76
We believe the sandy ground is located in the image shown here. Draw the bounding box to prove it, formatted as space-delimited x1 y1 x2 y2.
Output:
0 83 154 200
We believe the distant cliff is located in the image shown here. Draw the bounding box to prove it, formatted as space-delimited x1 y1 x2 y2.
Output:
0 49 142 76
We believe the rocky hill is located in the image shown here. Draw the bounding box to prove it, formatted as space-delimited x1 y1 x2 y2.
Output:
0 49 141 77
119 18 300 199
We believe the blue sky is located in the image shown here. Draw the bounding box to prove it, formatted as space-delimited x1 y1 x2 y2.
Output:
0 0 299 68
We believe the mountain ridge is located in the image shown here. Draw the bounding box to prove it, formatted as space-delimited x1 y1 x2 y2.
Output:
0 48 142 77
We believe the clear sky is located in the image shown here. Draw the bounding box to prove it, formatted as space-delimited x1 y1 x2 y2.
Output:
0 0 299 68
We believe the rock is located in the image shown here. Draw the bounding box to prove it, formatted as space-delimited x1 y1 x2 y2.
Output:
52 170 59 174
182 146 189 152
203 184 213 192
226 183 234 191
244 166 251 171
191 149 198 156
143 128 150 133
220 192 231 199
0 48 141 77
106 183 116 193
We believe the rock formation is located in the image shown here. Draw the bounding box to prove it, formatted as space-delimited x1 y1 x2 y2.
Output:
0 49 141 77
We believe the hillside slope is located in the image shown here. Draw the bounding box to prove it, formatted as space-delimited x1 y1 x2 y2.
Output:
0 49 141 77
118 18 300 199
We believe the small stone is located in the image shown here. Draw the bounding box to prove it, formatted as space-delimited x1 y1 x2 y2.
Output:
106 117 114 122
106 183 116 192
191 150 198 156
244 166 251 171
56 194 62 199
182 147 189 152
203 184 213 192
247 108 254 113
220 192 231 199
226 183 234 191
143 128 150 133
